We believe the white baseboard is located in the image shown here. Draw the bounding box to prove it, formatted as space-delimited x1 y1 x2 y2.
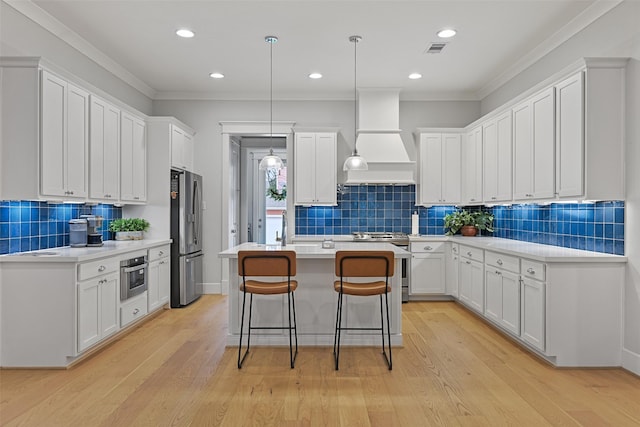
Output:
622 348 640 376
203 282 221 294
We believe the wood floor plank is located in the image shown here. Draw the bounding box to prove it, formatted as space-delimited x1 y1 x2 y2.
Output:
2 297 639 427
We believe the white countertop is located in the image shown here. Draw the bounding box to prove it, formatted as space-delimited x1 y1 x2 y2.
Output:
0 239 172 263
294 235 626 263
219 242 410 259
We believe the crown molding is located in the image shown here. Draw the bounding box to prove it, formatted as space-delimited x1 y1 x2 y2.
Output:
4 0 157 99
475 0 623 100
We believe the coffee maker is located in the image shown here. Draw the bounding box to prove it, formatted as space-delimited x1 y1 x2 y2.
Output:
81 215 104 247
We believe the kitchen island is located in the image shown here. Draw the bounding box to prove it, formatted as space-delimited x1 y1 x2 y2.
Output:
219 242 410 347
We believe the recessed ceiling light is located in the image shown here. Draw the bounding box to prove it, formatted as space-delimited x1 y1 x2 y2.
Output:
209 72 224 79
176 29 195 38
409 73 422 80
437 28 457 38
309 73 323 79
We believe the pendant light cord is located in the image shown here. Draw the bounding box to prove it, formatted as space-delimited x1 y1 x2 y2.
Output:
270 36 273 142
354 36 357 155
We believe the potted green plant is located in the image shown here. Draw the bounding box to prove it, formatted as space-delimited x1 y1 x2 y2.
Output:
108 218 150 240
443 210 494 236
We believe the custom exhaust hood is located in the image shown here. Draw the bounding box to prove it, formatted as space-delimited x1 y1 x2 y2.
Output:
345 88 415 184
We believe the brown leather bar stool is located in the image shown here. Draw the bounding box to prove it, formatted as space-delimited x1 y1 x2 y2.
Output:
333 250 395 370
237 250 298 369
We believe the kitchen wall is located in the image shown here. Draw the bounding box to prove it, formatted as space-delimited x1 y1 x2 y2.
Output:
0 201 121 254
479 0 640 375
295 185 625 256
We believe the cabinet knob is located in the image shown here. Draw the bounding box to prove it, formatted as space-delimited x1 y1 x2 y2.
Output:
133 308 140 315
158 251 164 256
467 251 472 257
159 260 165 265
466 260 471 265
98 265 106 272
424 246 432 251
526 267 535 275
495 270 502 275
497 259 503 265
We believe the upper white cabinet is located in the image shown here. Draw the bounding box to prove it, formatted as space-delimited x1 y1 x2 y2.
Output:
416 132 461 205
120 112 147 203
89 95 120 201
462 126 483 204
40 70 89 199
512 87 555 201
171 124 194 172
294 132 337 206
482 111 512 203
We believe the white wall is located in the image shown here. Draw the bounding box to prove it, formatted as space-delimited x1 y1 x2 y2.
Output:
152 99 479 292
481 0 640 375
0 1 152 115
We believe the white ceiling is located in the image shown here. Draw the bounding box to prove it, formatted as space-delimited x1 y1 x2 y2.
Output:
6 0 622 101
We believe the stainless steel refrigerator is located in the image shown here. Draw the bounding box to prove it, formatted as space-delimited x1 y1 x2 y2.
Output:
170 170 204 307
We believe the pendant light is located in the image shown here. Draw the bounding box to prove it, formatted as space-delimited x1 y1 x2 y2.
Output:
343 35 368 171
259 35 284 171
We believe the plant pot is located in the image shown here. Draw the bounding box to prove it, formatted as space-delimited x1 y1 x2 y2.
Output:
460 225 478 237
115 231 144 240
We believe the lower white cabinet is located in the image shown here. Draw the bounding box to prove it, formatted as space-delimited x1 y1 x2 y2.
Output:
445 243 459 297
485 268 520 335
458 246 484 313
121 292 148 328
520 260 546 352
77 271 119 352
148 247 170 312
410 242 446 295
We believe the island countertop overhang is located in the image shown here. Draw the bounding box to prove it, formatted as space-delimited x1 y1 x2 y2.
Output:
219 242 410 259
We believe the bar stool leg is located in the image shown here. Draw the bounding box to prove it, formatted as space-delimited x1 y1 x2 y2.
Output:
384 291 392 370
287 290 298 368
238 290 249 369
291 291 298 366
334 291 344 370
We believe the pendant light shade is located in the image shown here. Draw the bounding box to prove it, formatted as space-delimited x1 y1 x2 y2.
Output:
343 35 368 172
259 35 283 171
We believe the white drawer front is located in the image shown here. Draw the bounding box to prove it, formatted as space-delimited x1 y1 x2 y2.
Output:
460 245 484 262
485 251 520 273
148 244 170 262
120 293 148 327
521 259 546 281
410 241 445 253
78 258 119 281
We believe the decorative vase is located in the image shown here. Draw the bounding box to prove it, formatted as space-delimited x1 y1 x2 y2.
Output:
460 225 478 237
115 231 144 240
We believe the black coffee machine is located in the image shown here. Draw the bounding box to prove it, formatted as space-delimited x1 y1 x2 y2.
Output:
81 215 104 246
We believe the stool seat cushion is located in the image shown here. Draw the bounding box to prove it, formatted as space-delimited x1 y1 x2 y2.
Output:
241 279 298 295
334 280 390 296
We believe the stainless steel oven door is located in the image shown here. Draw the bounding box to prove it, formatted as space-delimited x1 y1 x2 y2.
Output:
120 261 148 301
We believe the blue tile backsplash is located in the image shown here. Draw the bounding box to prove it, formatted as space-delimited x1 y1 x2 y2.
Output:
0 201 122 254
295 185 625 255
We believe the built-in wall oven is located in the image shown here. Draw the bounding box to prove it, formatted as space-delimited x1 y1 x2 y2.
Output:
120 255 148 301
352 232 410 302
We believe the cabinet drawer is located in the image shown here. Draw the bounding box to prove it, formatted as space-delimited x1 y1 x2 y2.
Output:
120 293 148 327
460 245 484 262
148 244 170 262
78 258 119 281
410 241 445 253
521 259 546 281
485 251 519 273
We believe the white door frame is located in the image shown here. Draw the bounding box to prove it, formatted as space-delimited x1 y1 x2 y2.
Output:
219 121 295 294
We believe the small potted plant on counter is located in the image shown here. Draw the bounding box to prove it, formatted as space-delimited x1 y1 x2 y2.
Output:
108 218 150 240
444 209 494 236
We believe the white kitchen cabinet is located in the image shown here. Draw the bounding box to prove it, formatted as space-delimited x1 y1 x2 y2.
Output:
121 292 148 328
513 87 555 201
171 124 194 171
410 242 446 295
294 132 337 205
148 244 170 312
554 72 583 199
458 246 484 313
120 112 147 203
40 70 89 199
77 271 119 352
445 243 459 297
484 251 520 335
89 95 120 201
520 259 545 352
416 132 461 205
462 126 483 204
482 111 512 203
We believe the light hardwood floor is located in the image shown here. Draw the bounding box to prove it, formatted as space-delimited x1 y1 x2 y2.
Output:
1 295 639 426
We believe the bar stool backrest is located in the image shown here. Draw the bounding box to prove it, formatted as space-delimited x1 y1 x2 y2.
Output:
335 250 395 278
238 250 297 277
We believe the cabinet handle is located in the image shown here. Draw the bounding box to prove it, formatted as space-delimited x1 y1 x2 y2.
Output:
133 308 140 315
526 193 533 197
526 267 536 275
497 259 503 265
424 246 433 251
98 265 106 272
159 260 165 265
467 251 473 257
158 251 164 256
495 270 502 275
466 260 471 265
491 197 497 200
134 197 140 200
470 198 476 202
